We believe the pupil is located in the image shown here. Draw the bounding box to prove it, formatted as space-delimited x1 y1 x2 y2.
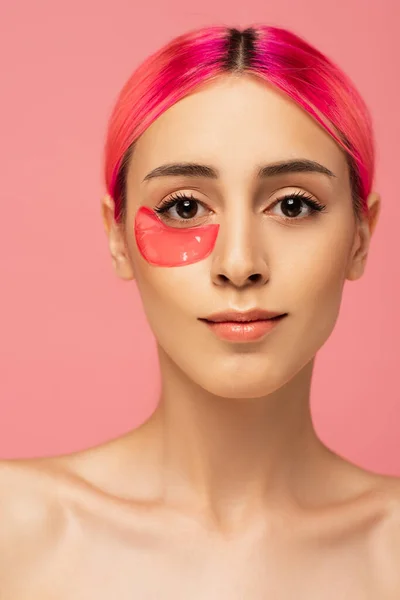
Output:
176 199 198 219
283 197 302 218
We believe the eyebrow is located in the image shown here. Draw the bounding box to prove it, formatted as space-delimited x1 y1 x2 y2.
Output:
142 159 337 183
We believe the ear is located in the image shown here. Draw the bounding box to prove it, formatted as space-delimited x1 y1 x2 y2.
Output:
101 194 135 281
346 191 381 281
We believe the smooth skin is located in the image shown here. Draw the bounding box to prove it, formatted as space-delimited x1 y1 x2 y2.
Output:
1 73 399 599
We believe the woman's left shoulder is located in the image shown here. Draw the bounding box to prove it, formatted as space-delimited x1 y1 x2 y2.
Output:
369 474 400 556
375 473 400 508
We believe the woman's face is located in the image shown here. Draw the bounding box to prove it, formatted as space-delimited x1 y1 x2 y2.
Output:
102 74 380 398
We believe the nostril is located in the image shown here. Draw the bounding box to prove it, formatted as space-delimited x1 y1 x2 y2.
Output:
218 274 229 283
216 272 264 285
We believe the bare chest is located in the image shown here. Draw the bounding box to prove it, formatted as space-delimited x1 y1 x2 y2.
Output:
13 514 400 600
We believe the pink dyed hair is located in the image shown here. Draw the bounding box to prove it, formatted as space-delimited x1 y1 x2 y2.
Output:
103 24 375 223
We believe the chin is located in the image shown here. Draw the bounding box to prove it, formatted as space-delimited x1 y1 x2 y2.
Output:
183 350 315 400
192 365 288 399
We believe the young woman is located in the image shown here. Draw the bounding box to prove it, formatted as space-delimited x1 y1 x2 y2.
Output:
1 24 399 599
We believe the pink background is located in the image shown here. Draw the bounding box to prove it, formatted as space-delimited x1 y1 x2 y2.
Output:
0 0 399 472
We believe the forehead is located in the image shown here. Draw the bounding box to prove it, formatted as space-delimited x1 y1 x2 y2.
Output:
129 74 348 184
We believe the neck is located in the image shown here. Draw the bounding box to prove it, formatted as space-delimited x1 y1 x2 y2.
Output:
147 349 336 530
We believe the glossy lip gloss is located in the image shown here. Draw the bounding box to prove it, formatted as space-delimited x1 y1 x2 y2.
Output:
204 318 284 342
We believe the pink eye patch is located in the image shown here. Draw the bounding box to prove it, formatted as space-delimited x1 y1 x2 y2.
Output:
134 206 219 267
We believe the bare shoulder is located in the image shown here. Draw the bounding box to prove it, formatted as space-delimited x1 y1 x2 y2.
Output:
0 456 65 519
371 472 400 518
377 473 400 529
0 457 74 583
0 442 131 548
366 473 400 585
350 468 400 529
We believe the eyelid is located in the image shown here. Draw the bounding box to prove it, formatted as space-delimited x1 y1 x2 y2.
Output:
178 186 318 203
267 184 315 199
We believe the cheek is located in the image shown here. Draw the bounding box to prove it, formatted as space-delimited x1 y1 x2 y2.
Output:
134 206 219 267
289 233 352 343
132 259 205 339
290 221 354 294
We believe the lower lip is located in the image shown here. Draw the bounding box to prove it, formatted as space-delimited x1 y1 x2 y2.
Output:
202 316 286 342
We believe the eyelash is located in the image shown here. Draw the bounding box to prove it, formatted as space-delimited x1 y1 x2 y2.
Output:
154 190 327 222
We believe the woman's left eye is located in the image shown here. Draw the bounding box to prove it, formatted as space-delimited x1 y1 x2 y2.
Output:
269 190 327 220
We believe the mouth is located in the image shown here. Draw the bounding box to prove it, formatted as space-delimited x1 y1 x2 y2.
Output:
200 308 287 323
199 310 288 342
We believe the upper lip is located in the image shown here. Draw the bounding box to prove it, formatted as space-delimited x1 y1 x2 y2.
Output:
200 309 286 323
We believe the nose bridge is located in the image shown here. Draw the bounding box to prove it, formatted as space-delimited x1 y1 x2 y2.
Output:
211 204 269 287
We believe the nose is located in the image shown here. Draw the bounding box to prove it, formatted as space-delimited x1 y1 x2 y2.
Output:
210 211 270 289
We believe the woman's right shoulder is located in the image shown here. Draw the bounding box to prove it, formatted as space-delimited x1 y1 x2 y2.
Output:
0 457 73 574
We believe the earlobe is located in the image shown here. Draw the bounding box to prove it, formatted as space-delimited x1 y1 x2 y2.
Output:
109 234 135 281
346 240 367 281
345 191 381 282
101 194 135 281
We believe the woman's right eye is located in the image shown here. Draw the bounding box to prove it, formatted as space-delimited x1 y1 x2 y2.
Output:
154 193 210 223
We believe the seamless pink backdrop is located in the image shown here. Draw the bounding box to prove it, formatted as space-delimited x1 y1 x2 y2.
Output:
0 0 399 472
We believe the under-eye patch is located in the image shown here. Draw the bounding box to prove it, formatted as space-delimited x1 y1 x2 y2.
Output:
134 206 219 267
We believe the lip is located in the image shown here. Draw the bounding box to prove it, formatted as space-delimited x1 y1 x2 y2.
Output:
201 309 286 323
199 309 287 343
